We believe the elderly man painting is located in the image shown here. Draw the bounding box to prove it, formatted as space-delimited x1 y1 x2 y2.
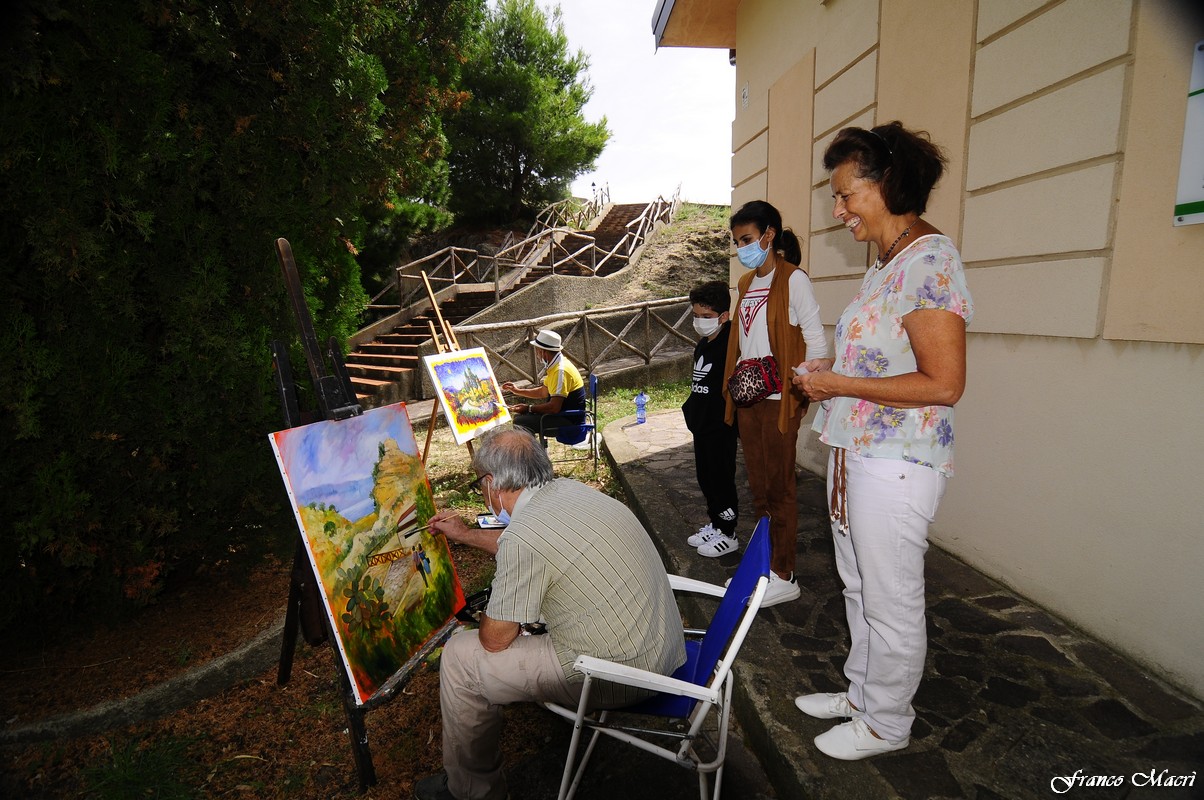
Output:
415 427 687 800
501 329 586 437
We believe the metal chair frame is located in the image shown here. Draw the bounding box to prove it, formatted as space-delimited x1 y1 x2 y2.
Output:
543 516 773 800
537 373 599 470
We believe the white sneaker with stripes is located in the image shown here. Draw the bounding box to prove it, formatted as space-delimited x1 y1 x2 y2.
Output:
696 532 739 558
687 523 719 547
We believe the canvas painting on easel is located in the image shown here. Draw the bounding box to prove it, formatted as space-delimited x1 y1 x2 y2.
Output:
268 402 466 705
423 347 511 445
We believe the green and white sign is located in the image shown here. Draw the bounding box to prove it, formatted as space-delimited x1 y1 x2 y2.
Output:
1174 40 1204 226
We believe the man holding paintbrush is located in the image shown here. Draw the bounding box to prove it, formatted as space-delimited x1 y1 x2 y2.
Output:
415 426 686 800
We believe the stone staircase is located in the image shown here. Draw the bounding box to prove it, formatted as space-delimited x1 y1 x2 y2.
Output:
345 202 654 405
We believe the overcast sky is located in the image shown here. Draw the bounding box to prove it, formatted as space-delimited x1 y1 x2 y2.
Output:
553 1 735 206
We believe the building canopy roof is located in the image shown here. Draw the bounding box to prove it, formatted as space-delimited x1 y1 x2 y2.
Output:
651 0 737 49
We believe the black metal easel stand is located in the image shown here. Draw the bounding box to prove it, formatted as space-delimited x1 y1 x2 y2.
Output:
270 238 378 790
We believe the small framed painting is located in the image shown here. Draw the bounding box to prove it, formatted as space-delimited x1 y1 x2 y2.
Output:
423 347 511 445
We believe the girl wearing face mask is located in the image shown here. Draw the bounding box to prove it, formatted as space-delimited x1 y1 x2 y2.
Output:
720 200 829 608
681 281 740 557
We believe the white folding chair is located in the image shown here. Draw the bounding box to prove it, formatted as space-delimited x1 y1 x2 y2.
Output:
543 516 772 800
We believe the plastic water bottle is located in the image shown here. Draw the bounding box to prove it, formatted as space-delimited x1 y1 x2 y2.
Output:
635 391 649 424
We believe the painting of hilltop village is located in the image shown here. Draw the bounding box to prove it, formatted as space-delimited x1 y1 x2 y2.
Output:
423 347 511 445
268 403 465 705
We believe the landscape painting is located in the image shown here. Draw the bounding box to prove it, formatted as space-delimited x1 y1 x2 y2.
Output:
423 347 510 444
268 403 465 705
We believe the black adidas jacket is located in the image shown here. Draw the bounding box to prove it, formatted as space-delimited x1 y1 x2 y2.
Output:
682 322 734 434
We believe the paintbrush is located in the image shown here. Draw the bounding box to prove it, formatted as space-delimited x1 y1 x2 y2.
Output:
399 521 436 538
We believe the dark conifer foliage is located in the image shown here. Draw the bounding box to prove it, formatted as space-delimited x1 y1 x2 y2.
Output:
0 0 482 629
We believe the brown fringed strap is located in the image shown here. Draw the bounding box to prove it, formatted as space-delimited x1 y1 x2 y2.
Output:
830 448 850 536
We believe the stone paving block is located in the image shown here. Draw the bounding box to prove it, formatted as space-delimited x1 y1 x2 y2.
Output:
940 718 987 752
1031 703 1098 737
916 676 978 720
1038 667 1099 697
1081 697 1158 739
1004 609 1074 637
942 634 987 654
930 597 1021 635
977 594 1021 611
934 652 986 683
780 632 837 654
873 749 964 798
928 548 1004 596
980 676 1042 709
1072 641 1200 725
997 634 1075 668
983 723 1129 799
1135 730 1204 762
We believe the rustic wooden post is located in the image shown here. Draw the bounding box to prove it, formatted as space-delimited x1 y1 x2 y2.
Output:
643 306 651 365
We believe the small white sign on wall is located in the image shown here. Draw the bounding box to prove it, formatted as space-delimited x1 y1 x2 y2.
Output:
1174 40 1204 226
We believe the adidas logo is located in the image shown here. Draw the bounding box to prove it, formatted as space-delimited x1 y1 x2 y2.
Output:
691 357 713 394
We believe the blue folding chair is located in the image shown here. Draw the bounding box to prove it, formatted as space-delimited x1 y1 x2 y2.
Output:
543 516 772 800
538 373 599 469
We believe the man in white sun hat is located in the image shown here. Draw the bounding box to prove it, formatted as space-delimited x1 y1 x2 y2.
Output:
502 329 586 437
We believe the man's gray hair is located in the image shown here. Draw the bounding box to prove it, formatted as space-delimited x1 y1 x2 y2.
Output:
472 426 554 491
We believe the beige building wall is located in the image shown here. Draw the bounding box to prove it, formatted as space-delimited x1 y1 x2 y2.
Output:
720 0 1204 697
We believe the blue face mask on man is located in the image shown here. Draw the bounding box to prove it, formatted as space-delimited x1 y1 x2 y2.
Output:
736 234 769 270
485 477 511 526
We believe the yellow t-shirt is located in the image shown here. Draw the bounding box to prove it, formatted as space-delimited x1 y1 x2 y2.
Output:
541 354 585 413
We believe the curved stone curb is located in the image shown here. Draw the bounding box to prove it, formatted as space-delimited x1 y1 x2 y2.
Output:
1 616 287 744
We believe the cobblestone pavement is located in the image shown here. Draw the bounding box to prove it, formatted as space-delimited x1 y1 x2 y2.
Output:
604 410 1204 800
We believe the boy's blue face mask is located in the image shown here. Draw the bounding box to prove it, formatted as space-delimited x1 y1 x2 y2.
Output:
736 235 769 270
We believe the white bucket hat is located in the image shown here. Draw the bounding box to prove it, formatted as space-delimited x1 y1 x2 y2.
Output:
529 330 563 351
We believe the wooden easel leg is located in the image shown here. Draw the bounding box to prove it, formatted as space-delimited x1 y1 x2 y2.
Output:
422 402 440 464
340 672 377 790
276 543 305 685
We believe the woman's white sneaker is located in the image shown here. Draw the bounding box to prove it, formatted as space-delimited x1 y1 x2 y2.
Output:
813 718 908 760
760 572 801 607
794 692 858 719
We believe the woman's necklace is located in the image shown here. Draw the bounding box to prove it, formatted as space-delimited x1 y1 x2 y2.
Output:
874 222 914 269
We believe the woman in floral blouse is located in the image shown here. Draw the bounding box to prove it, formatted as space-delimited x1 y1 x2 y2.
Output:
792 122 974 761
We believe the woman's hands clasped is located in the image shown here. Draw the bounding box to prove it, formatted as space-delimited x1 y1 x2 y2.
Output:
792 357 837 401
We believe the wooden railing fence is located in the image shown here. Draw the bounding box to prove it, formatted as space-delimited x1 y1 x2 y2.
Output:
359 186 681 333
452 296 694 386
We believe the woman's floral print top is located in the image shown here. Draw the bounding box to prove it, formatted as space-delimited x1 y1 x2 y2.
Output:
813 235 974 476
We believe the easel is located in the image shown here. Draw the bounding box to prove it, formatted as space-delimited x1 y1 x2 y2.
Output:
418 270 475 463
270 239 457 791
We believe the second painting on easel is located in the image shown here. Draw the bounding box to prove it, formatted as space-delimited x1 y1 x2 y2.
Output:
423 347 511 445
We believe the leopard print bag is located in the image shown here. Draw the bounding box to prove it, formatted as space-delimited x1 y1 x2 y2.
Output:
726 356 782 407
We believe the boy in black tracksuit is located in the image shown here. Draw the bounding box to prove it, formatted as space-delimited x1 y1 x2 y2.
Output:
681 281 740 557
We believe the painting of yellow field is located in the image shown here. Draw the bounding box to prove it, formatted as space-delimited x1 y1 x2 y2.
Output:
423 347 511 445
269 403 465 705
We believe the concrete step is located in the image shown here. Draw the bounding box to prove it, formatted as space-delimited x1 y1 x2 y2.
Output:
345 363 415 382
345 352 421 369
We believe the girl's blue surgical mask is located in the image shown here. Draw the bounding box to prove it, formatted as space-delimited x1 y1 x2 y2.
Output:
736 234 769 270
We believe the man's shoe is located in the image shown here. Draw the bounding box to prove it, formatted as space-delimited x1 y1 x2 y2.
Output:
759 571 801 607
794 691 858 719
414 772 456 800
687 523 719 547
814 718 909 760
697 532 739 557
